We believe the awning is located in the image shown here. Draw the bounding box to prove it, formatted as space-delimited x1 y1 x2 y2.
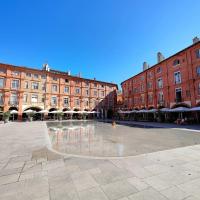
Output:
137 109 147 113
23 109 36 113
170 107 190 112
147 109 158 113
160 108 171 112
190 107 200 111
38 110 48 114
49 110 62 114
10 110 18 114
63 110 76 114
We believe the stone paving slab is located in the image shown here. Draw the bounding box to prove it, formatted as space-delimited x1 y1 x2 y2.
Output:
0 122 200 200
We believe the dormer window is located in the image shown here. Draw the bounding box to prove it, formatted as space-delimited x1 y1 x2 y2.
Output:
173 59 180 66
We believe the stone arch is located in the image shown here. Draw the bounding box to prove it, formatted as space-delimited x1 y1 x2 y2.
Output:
49 108 58 112
171 103 190 109
23 106 42 112
148 106 155 110
9 106 18 111
63 108 70 112
158 105 165 109
73 108 80 111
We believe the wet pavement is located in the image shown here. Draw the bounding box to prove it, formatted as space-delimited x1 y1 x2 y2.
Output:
1 121 200 200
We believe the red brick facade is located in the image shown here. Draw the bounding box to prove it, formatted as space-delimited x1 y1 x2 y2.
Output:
121 40 200 110
0 63 117 119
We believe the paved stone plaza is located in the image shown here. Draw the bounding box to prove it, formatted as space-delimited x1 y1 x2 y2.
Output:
1 122 200 200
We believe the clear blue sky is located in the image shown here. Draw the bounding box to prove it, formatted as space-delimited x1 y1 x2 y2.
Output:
0 0 200 88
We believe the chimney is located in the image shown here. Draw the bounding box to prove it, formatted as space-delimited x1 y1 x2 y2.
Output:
143 62 148 71
42 63 50 71
157 52 165 63
193 36 200 44
78 72 81 77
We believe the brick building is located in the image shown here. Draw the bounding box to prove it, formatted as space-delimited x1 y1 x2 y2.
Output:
0 63 117 119
121 37 200 110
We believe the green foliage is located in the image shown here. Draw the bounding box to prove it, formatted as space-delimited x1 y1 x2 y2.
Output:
3 111 11 120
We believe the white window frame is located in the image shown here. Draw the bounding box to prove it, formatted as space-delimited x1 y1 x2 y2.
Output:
174 71 181 84
11 79 20 89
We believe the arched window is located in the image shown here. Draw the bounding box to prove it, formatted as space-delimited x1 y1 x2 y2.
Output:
173 59 180 66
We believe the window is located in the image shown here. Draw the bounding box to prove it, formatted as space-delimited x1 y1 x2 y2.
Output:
75 98 80 106
147 72 153 79
52 85 58 92
0 68 6 74
31 94 38 103
140 76 144 81
84 99 89 107
175 88 182 102
65 79 69 83
158 92 164 103
42 96 45 103
157 67 162 73
94 83 97 87
32 82 39 90
157 78 163 88
33 74 39 79
52 77 58 81
141 94 145 103
23 94 28 103
85 82 89 86
41 74 46 79
63 98 69 106
141 84 144 92
75 88 80 94
173 59 180 66
42 83 46 91
186 90 190 97
174 71 181 84
11 80 20 89
26 72 31 77
196 49 200 59
148 94 153 103
0 93 3 104
147 82 152 89
198 83 200 95
24 81 29 89
86 89 89 96
101 91 104 97
0 78 4 88
101 85 104 88
64 86 69 93
10 93 18 104
12 71 20 76
94 90 97 96
196 66 200 76
51 97 57 105
75 80 79 84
